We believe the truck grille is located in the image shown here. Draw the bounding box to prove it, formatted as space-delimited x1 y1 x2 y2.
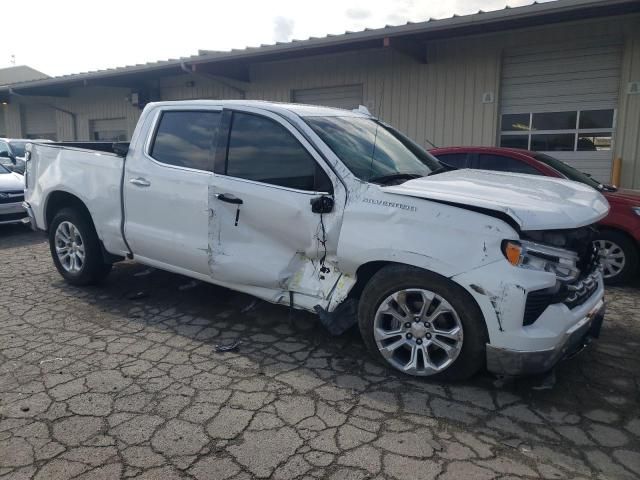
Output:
523 267 601 326
0 191 24 204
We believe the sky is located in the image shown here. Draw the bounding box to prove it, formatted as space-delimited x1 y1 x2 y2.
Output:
1 0 555 77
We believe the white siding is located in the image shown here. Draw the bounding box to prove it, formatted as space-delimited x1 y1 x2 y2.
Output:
0 105 6 136
292 85 363 109
22 104 57 139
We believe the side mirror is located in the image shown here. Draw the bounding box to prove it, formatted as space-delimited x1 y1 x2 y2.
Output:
310 195 334 214
0 151 10 158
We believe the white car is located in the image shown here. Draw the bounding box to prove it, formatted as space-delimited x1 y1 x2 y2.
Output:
23 100 607 380
0 163 27 225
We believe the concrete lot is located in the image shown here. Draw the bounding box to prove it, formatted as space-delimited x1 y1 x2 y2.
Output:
1 225 639 480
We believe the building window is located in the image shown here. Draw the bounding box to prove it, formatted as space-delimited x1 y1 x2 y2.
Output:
499 109 615 152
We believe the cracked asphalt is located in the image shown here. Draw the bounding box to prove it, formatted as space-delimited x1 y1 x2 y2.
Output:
1 225 639 480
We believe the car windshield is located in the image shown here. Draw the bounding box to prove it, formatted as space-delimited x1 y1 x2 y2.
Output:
9 141 28 157
304 116 440 183
533 153 602 189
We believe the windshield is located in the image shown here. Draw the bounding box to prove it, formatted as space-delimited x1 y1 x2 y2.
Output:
9 141 28 158
304 116 440 183
533 153 601 189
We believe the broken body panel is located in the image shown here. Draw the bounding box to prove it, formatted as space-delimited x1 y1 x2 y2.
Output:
24 100 608 376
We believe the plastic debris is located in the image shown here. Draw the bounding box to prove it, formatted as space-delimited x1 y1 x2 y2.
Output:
126 291 148 300
178 280 199 291
133 268 154 277
214 340 242 353
241 299 259 313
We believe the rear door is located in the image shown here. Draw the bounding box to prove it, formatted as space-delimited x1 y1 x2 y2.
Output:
208 107 345 296
123 107 221 276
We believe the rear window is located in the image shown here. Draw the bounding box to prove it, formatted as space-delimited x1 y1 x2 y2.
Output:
150 111 221 171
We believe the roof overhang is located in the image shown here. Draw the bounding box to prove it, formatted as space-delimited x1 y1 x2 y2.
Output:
1 0 638 101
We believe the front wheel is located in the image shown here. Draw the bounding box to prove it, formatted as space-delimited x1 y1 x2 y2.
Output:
594 230 639 285
49 208 112 286
358 265 488 381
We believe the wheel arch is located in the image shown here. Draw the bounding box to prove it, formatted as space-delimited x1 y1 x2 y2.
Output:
44 190 93 232
350 261 488 334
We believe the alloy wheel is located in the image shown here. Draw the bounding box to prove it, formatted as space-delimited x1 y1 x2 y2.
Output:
373 289 463 376
54 221 85 273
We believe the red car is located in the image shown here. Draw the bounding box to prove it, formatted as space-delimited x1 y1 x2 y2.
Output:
430 146 640 285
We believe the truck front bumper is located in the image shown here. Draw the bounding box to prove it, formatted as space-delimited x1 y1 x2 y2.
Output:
0 201 30 226
486 299 605 376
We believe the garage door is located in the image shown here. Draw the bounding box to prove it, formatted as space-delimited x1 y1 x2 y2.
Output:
292 85 363 110
499 36 623 182
23 104 57 140
89 118 128 141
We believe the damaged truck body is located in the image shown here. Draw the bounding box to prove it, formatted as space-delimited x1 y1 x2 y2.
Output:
23 100 608 380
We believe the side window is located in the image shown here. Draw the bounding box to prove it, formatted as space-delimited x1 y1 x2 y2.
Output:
225 112 326 191
150 110 221 171
476 154 542 176
0 142 10 167
436 153 468 168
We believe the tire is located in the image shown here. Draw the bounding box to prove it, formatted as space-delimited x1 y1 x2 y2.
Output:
594 230 639 286
358 265 488 381
49 207 112 286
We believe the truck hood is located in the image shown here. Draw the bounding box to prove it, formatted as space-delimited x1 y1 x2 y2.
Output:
0 171 25 191
382 169 609 231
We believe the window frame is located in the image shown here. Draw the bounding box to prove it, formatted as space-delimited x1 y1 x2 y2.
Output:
214 109 334 194
499 109 617 153
471 152 543 176
146 108 223 174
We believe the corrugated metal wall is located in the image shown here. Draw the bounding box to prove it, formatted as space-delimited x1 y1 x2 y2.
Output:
4 14 640 187
248 41 501 150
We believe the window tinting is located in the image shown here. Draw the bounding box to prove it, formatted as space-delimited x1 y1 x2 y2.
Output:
579 110 614 129
436 153 468 168
531 134 575 152
501 114 531 132
477 154 541 175
226 112 319 191
151 111 221 170
532 111 577 131
500 135 529 149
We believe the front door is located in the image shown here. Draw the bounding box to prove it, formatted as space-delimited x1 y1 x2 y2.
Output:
209 108 345 299
123 108 221 276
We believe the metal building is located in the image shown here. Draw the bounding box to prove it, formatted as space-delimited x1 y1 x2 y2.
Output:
1 0 639 187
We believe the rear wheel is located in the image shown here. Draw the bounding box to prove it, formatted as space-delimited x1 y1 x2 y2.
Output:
594 230 638 285
49 208 112 285
358 265 488 381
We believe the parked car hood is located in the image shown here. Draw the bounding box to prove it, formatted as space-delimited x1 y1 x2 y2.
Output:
382 169 609 231
603 188 640 205
0 171 25 191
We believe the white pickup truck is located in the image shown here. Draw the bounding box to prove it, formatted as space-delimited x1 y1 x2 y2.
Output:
24 100 608 380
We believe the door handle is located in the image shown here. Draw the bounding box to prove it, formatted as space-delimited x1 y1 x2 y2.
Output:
129 177 151 187
216 193 243 205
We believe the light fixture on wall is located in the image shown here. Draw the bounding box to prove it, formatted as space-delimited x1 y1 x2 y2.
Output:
629 82 640 95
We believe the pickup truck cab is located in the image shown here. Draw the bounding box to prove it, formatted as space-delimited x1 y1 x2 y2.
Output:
24 100 608 380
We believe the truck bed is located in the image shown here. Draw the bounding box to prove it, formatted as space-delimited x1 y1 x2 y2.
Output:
25 143 129 257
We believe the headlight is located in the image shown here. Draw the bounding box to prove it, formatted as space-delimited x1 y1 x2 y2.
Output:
502 240 580 282
633 207 640 217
